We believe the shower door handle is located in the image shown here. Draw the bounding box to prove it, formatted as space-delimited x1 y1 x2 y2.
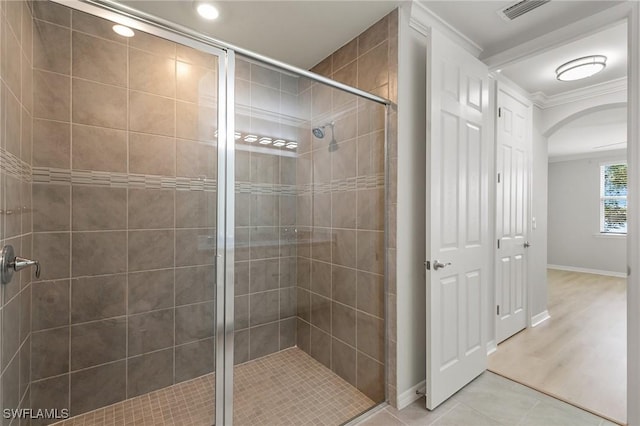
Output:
1 245 41 285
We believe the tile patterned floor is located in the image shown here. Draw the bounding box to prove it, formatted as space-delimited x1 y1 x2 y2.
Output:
357 372 617 426
54 348 374 426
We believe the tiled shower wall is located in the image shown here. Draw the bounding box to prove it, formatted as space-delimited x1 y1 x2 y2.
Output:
0 0 393 421
1 0 35 424
305 10 398 404
232 57 299 363
290 12 396 404
28 1 218 418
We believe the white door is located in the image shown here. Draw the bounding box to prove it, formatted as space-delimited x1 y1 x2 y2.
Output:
426 30 491 410
495 86 530 344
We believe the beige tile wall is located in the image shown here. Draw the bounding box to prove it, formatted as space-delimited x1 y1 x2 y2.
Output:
292 10 397 404
29 1 219 420
307 9 398 406
4 0 396 422
0 1 35 424
232 57 299 363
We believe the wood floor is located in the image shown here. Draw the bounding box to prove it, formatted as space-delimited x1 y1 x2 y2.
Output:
488 269 626 424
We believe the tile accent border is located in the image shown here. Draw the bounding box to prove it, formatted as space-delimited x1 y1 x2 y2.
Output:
1 148 32 183
32 167 216 191
31 166 384 195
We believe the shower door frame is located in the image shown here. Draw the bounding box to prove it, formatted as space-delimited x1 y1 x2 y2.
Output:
51 1 392 424
51 1 236 422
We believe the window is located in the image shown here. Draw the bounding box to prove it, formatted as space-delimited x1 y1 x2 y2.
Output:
600 163 627 234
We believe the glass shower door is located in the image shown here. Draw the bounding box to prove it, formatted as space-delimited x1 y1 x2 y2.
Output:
230 54 386 424
0 1 388 425
0 2 228 424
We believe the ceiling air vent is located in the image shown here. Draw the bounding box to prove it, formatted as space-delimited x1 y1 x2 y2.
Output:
498 0 551 21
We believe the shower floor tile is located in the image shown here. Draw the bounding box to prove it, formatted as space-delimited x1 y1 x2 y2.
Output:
54 347 375 426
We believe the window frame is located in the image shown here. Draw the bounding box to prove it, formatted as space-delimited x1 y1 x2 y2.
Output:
599 161 628 235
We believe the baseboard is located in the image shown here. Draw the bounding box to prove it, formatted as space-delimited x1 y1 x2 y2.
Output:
486 340 497 355
531 310 551 327
397 380 426 410
547 264 626 278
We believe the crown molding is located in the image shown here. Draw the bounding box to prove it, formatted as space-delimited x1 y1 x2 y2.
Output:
530 77 627 109
493 73 533 106
548 148 627 163
482 3 632 69
409 0 483 58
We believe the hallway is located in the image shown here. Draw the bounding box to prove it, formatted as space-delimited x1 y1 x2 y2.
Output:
488 269 626 423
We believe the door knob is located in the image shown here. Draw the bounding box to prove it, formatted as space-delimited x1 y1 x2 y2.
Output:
433 260 451 271
524 241 531 248
1 245 41 285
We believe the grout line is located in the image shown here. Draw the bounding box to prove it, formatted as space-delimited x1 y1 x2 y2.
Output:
124 26 130 399
172 42 177 390
66 14 73 412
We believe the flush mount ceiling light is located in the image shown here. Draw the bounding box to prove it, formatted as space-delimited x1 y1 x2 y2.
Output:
555 55 607 81
196 2 220 20
112 24 134 38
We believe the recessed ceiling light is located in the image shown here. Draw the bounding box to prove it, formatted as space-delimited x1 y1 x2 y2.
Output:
273 139 286 147
285 141 298 150
196 3 220 20
112 24 134 38
244 134 257 143
259 137 272 145
556 55 607 82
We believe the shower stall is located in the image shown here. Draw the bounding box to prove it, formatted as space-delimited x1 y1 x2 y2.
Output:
0 0 390 424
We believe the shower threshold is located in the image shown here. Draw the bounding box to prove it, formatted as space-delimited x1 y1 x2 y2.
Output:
53 347 374 425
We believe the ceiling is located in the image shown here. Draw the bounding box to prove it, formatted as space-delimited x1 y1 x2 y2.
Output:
118 0 401 69
120 1 625 87
548 106 626 158
500 21 627 97
420 0 622 60
118 0 628 157
421 0 627 157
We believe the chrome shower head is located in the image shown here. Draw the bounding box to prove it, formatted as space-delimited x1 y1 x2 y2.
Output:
312 122 339 152
312 127 325 138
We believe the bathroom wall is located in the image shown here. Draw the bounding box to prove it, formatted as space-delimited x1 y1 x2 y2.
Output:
0 0 35 423
232 57 299 363
29 2 218 417
295 10 397 403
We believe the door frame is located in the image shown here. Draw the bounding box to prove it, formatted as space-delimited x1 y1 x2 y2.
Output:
51 1 236 422
627 4 640 425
